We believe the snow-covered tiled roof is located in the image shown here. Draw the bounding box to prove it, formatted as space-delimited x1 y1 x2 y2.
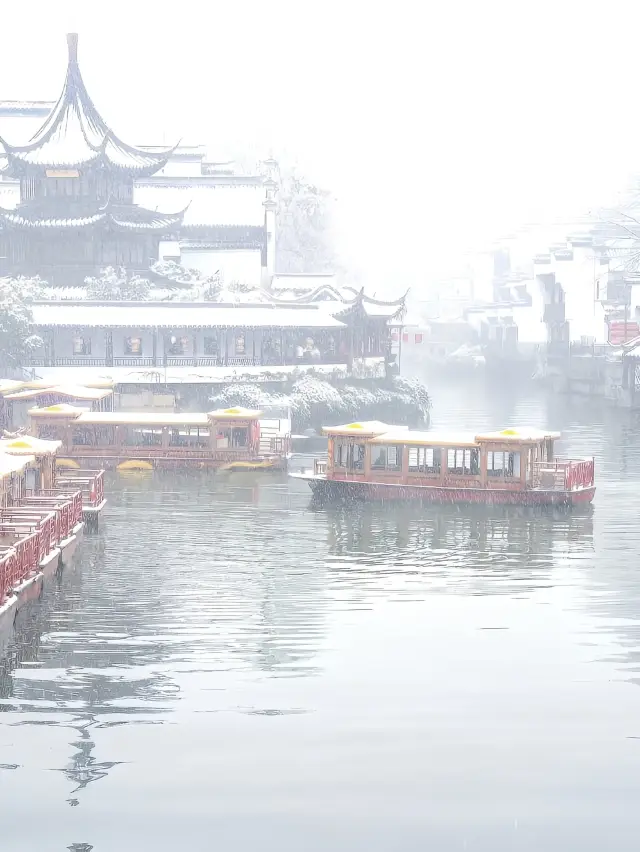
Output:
1 35 175 176
28 363 359 385
31 302 347 329
271 274 337 292
363 302 404 318
134 182 265 227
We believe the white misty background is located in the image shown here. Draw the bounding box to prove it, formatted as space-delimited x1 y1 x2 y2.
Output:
1 1 637 295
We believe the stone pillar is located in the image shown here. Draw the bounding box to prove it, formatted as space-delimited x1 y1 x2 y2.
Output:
261 157 279 285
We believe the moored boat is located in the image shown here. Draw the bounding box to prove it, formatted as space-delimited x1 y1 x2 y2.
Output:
290 422 595 507
0 440 91 633
0 434 106 526
27 405 291 472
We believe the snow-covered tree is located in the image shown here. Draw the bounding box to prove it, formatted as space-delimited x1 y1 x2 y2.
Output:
85 267 151 301
209 375 431 432
275 168 337 274
0 276 45 373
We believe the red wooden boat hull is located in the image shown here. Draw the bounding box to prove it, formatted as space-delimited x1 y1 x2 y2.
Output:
300 476 595 507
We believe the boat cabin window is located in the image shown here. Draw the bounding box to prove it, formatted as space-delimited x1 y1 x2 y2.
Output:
169 426 210 448
25 466 39 493
333 441 365 471
487 450 520 478
216 426 248 449
72 425 116 446
408 446 441 474
371 445 402 472
11 472 22 501
447 447 479 476
37 423 65 441
125 426 163 447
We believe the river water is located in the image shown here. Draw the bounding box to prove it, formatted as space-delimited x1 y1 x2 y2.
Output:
1 378 640 851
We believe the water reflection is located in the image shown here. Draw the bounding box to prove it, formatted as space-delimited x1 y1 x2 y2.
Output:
2 383 640 851
323 502 594 600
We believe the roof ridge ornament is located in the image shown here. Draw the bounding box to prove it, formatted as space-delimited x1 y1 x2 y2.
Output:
0 35 177 176
67 33 79 65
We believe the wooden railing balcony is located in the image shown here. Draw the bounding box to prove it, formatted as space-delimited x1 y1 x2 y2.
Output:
532 458 594 491
27 353 374 371
113 357 155 367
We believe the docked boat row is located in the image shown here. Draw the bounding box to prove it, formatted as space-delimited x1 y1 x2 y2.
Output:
291 422 595 507
26 405 291 471
0 435 107 636
1 379 293 472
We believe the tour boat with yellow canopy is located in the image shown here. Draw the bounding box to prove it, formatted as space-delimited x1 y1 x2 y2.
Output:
291 422 595 507
26 405 291 471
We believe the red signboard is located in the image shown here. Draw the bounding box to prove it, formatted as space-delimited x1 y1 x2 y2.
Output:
608 321 639 346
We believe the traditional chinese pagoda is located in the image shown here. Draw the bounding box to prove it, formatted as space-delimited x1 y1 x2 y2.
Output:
0 33 185 284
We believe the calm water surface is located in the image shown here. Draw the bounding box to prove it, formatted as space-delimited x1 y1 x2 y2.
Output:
2 380 640 851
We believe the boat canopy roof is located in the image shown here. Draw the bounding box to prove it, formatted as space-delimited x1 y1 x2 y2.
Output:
369 430 479 448
5 384 112 401
0 435 62 456
30 407 263 426
0 380 26 396
0 452 36 478
208 407 263 420
474 428 561 443
324 423 561 446
74 411 210 427
29 404 90 418
323 421 404 437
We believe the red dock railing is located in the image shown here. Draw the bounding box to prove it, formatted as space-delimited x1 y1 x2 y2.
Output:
0 525 41 604
19 490 82 538
54 469 105 508
0 468 103 608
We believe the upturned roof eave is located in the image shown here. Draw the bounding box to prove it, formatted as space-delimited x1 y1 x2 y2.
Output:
0 34 176 178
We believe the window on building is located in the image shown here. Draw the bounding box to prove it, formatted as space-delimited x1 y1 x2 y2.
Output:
125 337 143 356
402 332 409 343
204 336 219 356
447 447 480 475
167 335 188 356
414 333 424 344
487 451 520 478
73 336 91 355
370 445 402 471
408 446 441 474
235 334 246 355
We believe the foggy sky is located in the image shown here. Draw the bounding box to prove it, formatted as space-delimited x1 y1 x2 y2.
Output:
1 1 639 294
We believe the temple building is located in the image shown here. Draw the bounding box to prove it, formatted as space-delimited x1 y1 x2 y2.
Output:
0 34 408 397
0 34 186 284
0 35 271 289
